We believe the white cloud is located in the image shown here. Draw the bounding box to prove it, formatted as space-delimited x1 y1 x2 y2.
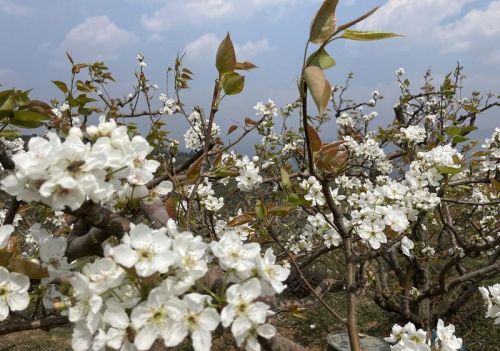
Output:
235 39 271 60
146 33 165 44
484 49 500 65
184 33 220 60
59 16 138 62
141 0 298 32
357 0 500 63
359 0 474 38
0 0 30 16
435 1 500 53
183 33 271 62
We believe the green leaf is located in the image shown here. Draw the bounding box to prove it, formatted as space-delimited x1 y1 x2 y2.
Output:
472 151 490 157
0 129 18 138
446 126 461 136
222 72 245 95
11 110 50 128
287 193 311 206
0 94 15 110
235 61 258 70
307 49 336 70
461 125 478 133
280 167 291 190
76 80 95 93
0 90 14 109
269 204 297 217
436 166 464 175
463 104 480 114
341 29 401 41
452 135 469 144
304 66 331 116
216 33 237 73
255 200 266 220
52 80 68 94
309 0 339 44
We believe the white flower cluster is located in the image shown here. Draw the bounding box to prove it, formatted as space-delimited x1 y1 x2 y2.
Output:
50 220 290 351
51 102 70 119
188 178 224 212
300 176 325 206
281 140 301 156
159 94 180 115
385 320 462 351
1 117 160 210
235 156 263 192
215 213 252 241
406 144 463 189
348 179 440 250
479 284 500 324
159 94 180 116
480 127 500 172
184 110 220 151
0 137 24 158
305 213 341 248
254 99 278 118
337 112 356 128
417 144 462 169
398 125 426 144
343 136 393 174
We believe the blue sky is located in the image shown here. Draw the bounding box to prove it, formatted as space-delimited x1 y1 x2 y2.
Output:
0 0 499 149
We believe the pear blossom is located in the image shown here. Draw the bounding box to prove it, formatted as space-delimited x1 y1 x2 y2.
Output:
164 293 220 351
254 100 278 117
357 219 387 249
0 224 14 249
400 236 414 257
300 176 325 206
221 278 274 347
39 235 72 281
108 223 178 277
82 258 125 294
236 323 276 351
479 284 500 324
211 233 260 273
399 125 426 144
436 319 463 351
102 299 137 351
235 156 263 192
130 287 174 350
256 248 290 295
71 322 106 351
172 231 208 280
68 273 103 333
385 322 430 351
0 267 30 321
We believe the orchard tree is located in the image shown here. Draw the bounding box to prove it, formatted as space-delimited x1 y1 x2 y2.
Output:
0 1 498 351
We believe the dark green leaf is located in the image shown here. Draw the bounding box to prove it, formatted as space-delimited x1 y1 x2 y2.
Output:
222 72 245 95
52 80 68 94
307 49 336 70
11 110 50 128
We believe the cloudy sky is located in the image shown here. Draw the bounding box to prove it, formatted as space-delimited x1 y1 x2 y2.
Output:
0 0 498 147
